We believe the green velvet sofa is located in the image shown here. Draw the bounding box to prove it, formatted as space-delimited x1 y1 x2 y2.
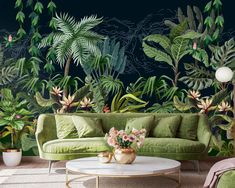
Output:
36 113 211 164
217 170 235 188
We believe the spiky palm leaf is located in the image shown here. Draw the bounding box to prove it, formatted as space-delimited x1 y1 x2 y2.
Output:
126 76 169 99
0 47 19 87
39 13 104 67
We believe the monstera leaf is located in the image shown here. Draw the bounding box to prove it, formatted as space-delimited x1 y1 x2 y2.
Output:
210 38 235 70
179 63 214 90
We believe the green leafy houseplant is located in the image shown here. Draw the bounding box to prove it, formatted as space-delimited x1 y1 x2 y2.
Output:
0 88 33 150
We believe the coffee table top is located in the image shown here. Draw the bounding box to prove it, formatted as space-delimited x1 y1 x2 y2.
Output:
66 156 181 177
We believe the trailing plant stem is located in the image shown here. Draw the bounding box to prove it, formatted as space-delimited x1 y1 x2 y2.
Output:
63 55 72 97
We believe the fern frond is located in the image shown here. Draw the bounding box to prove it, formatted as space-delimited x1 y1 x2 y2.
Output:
0 66 19 86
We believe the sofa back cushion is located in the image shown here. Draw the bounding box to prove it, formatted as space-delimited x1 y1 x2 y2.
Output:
177 114 199 140
55 115 78 139
72 116 105 138
125 116 154 136
151 115 182 138
51 113 203 140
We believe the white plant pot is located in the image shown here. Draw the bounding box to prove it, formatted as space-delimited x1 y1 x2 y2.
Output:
3 149 22 167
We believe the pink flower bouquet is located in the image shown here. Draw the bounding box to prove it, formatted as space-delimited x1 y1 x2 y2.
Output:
106 127 146 149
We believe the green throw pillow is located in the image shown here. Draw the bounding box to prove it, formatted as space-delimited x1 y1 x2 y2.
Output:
152 116 182 138
72 116 105 138
55 115 78 139
177 114 199 140
125 116 154 137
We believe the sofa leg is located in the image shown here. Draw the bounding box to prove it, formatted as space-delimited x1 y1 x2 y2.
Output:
48 160 56 175
190 160 200 173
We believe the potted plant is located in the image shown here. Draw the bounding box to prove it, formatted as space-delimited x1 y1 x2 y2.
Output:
106 127 146 164
0 88 33 166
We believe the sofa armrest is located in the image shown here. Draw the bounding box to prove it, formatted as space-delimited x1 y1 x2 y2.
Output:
197 114 212 149
36 114 57 156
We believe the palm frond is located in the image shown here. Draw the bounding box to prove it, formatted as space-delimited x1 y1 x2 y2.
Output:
56 38 73 67
55 13 76 36
76 15 103 33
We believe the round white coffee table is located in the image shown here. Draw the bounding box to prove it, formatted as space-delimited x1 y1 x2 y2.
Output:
66 156 181 188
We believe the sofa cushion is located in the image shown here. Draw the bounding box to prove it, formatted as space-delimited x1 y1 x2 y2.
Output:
72 116 105 138
139 138 206 154
177 114 199 140
55 115 78 139
125 116 154 136
151 116 182 138
43 137 110 153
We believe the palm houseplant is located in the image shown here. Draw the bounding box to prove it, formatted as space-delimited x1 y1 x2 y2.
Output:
0 88 33 166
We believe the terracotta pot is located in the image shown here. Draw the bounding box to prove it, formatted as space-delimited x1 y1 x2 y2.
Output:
114 148 136 164
2 149 22 167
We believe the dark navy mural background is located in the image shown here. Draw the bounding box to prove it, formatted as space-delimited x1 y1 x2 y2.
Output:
0 0 235 157
0 0 235 83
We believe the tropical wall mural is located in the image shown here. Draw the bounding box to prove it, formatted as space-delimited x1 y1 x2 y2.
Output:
0 0 234 157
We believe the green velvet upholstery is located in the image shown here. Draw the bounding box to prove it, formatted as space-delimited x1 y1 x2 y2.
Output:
217 170 235 188
55 114 78 139
36 113 212 161
125 115 154 136
152 115 181 138
72 116 104 138
43 137 110 153
177 114 199 140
